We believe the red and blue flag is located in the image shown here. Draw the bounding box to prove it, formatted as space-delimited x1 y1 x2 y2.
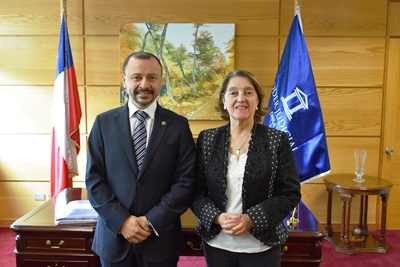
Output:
50 15 82 198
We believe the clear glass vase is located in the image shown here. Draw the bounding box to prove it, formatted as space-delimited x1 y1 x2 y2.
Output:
354 149 367 183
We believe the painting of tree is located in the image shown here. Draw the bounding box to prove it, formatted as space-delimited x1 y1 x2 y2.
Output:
119 23 235 120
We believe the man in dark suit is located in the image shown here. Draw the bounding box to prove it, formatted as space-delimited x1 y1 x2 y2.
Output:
85 51 196 267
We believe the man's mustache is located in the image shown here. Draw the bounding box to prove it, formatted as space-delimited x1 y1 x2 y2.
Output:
136 88 153 94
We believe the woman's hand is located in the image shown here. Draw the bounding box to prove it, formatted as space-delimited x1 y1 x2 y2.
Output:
215 213 253 236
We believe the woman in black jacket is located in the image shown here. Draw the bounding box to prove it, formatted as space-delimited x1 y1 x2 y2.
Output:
191 70 301 267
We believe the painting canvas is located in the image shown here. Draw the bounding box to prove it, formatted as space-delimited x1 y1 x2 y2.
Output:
120 23 235 120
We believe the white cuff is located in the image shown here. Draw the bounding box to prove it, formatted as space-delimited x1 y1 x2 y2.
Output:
147 219 159 237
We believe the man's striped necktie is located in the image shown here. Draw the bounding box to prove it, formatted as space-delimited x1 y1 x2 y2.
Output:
132 110 147 170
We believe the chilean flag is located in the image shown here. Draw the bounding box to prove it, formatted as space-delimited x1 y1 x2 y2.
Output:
50 14 82 198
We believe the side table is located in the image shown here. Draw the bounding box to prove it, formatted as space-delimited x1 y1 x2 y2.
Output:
323 174 392 255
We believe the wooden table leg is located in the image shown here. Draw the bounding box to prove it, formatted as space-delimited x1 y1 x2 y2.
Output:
326 188 333 236
340 193 352 242
363 195 369 228
356 195 369 238
340 195 346 240
358 195 364 226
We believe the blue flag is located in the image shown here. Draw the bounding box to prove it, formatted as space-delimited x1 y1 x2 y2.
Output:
263 14 330 183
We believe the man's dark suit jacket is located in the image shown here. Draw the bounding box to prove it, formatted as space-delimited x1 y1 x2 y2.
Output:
85 103 196 263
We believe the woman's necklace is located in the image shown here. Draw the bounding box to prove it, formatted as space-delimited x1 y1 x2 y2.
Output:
231 133 251 155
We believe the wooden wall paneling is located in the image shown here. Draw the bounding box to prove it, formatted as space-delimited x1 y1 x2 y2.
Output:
85 36 120 86
0 36 84 86
277 36 386 87
0 0 83 35
280 0 387 37
325 137 381 176
319 88 382 136
0 36 58 85
0 134 86 181
63 0 84 35
0 135 52 181
86 86 122 131
0 0 76 35
84 0 279 36
0 182 50 226
300 184 328 224
0 86 54 134
388 0 400 36
0 86 86 134
235 36 279 87
301 138 381 184
0 0 60 35
301 37 386 87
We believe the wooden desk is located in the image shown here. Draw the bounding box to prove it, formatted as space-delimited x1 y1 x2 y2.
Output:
10 188 100 267
11 189 323 267
281 201 325 267
323 174 393 255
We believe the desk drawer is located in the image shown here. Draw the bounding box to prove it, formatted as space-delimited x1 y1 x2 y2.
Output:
23 236 90 253
282 241 322 258
22 259 90 267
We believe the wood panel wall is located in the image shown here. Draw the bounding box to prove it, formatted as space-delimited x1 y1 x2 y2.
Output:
0 0 399 230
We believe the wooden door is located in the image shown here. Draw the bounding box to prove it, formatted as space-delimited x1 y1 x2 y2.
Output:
380 38 400 230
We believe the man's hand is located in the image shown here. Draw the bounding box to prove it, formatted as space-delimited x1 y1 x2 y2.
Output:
119 215 151 243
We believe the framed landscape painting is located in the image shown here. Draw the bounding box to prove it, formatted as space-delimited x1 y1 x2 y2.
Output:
120 23 235 120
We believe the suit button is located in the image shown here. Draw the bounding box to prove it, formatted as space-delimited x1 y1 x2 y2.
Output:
137 182 142 188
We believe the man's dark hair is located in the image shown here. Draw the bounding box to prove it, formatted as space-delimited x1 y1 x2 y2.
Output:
122 51 163 75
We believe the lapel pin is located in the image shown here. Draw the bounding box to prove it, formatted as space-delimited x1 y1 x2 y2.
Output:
161 121 167 126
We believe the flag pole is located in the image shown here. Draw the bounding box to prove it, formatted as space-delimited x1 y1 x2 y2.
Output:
61 0 73 189
286 0 303 229
287 206 299 228
294 0 300 15
294 0 303 32
61 0 66 21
